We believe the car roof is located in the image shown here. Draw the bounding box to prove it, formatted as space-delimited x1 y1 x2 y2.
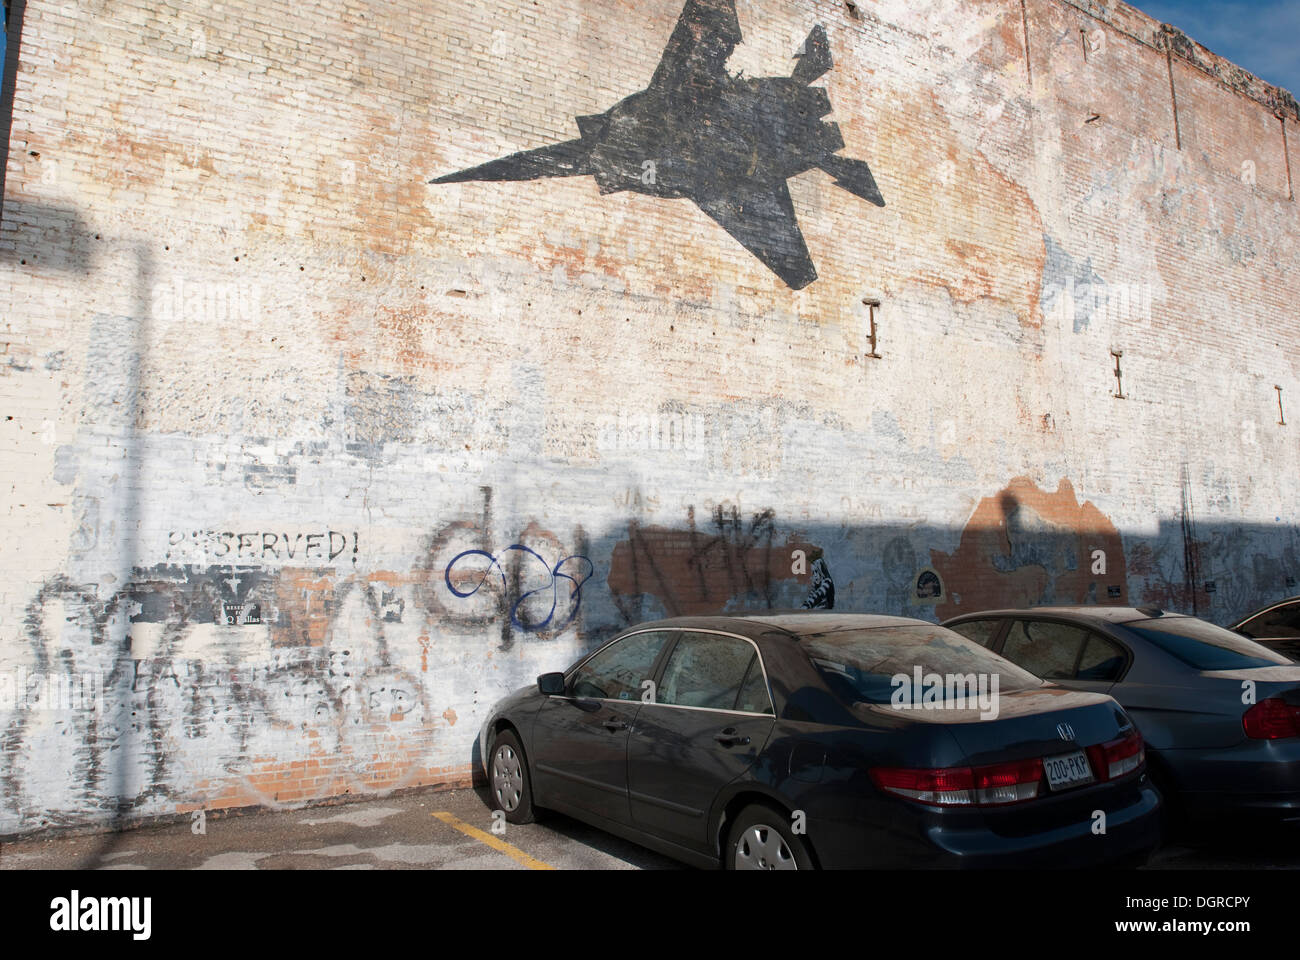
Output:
623 611 938 641
943 605 1196 627
1229 595 1300 628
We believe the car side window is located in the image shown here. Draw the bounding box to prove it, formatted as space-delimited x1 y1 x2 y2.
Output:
658 632 759 711
570 631 668 701
734 654 775 715
947 620 1001 648
1076 634 1127 682
1001 621 1088 680
1240 603 1300 639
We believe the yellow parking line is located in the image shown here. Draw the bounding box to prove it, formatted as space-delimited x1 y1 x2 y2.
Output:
432 811 555 870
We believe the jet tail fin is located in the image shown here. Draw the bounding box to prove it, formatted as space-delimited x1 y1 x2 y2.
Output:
818 153 885 207
792 25 831 85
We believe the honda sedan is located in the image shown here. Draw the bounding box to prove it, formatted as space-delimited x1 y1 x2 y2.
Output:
478 613 1161 868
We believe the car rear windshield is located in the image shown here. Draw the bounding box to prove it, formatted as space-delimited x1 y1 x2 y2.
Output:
1124 617 1291 670
801 625 1044 704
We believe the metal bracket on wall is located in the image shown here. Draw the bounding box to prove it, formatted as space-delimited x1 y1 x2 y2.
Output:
864 299 881 359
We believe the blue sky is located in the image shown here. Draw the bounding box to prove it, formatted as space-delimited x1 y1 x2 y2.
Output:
1134 0 1300 94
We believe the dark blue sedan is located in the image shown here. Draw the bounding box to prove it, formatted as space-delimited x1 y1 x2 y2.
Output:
479 613 1160 868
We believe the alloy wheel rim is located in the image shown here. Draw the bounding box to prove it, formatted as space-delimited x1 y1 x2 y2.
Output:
492 744 523 812
734 824 797 870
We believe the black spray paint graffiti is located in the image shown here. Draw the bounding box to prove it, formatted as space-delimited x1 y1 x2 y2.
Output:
445 546 594 634
607 505 824 621
4 572 438 832
430 0 885 289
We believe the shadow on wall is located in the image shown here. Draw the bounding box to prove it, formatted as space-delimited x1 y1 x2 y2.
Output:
0 197 1290 848
0 198 159 862
591 483 1296 634
5 473 1297 850
0 200 94 273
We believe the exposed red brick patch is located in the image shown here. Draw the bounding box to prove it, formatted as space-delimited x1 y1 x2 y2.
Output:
608 513 822 617
932 477 1127 620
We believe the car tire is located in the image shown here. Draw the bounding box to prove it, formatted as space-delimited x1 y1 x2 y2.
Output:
488 728 536 824
725 803 814 870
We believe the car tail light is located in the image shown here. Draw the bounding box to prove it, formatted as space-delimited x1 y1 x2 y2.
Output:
1085 730 1144 781
870 758 1043 807
1243 698 1300 739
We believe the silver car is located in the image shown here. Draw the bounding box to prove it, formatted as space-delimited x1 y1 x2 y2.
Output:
1229 596 1300 662
944 605 1300 828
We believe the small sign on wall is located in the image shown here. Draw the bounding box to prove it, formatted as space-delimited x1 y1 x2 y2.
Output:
912 568 945 604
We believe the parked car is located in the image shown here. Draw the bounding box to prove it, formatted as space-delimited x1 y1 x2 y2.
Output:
479 613 1160 869
1229 596 1300 661
944 605 1300 827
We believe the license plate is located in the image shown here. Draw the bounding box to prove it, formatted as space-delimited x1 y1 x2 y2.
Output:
1044 750 1095 791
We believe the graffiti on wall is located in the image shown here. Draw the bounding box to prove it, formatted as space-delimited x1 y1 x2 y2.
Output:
3 570 441 831
607 505 826 620
430 0 885 289
166 530 358 564
2 493 595 833
1129 525 1300 622
444 545 594 634
415 487 592 646
800 555 835 609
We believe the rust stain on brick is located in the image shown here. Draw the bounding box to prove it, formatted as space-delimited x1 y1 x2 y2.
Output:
877 91 1046 324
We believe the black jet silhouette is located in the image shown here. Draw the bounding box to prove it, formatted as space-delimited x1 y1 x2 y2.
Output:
430 0 884 290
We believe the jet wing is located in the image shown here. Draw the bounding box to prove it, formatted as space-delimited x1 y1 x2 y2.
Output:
693 183 817 290
648 0 743 92
818 153 885 207
430 138 592 184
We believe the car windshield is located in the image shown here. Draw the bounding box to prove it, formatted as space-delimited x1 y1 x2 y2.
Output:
801 625 1044 704
1125 617 1291 670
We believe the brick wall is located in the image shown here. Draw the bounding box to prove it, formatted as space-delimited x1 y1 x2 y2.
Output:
0 0 1295 835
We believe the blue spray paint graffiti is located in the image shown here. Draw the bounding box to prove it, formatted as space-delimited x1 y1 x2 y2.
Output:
445 545 594 633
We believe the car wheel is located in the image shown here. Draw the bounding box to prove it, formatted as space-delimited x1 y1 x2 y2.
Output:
726 804 814 870
488 728 536 824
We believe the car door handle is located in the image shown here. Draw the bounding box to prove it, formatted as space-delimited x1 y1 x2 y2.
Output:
603 718 628 732
714 729 751 746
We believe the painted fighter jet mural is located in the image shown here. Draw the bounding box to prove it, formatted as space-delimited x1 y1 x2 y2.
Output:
430 0 885 290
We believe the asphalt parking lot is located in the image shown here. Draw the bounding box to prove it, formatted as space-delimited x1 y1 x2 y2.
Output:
1 787 1298 870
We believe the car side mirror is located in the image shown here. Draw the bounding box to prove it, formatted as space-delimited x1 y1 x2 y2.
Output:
538 672 566 696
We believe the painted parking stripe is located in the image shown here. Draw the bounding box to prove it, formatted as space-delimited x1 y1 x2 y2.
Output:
431 812 555 870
